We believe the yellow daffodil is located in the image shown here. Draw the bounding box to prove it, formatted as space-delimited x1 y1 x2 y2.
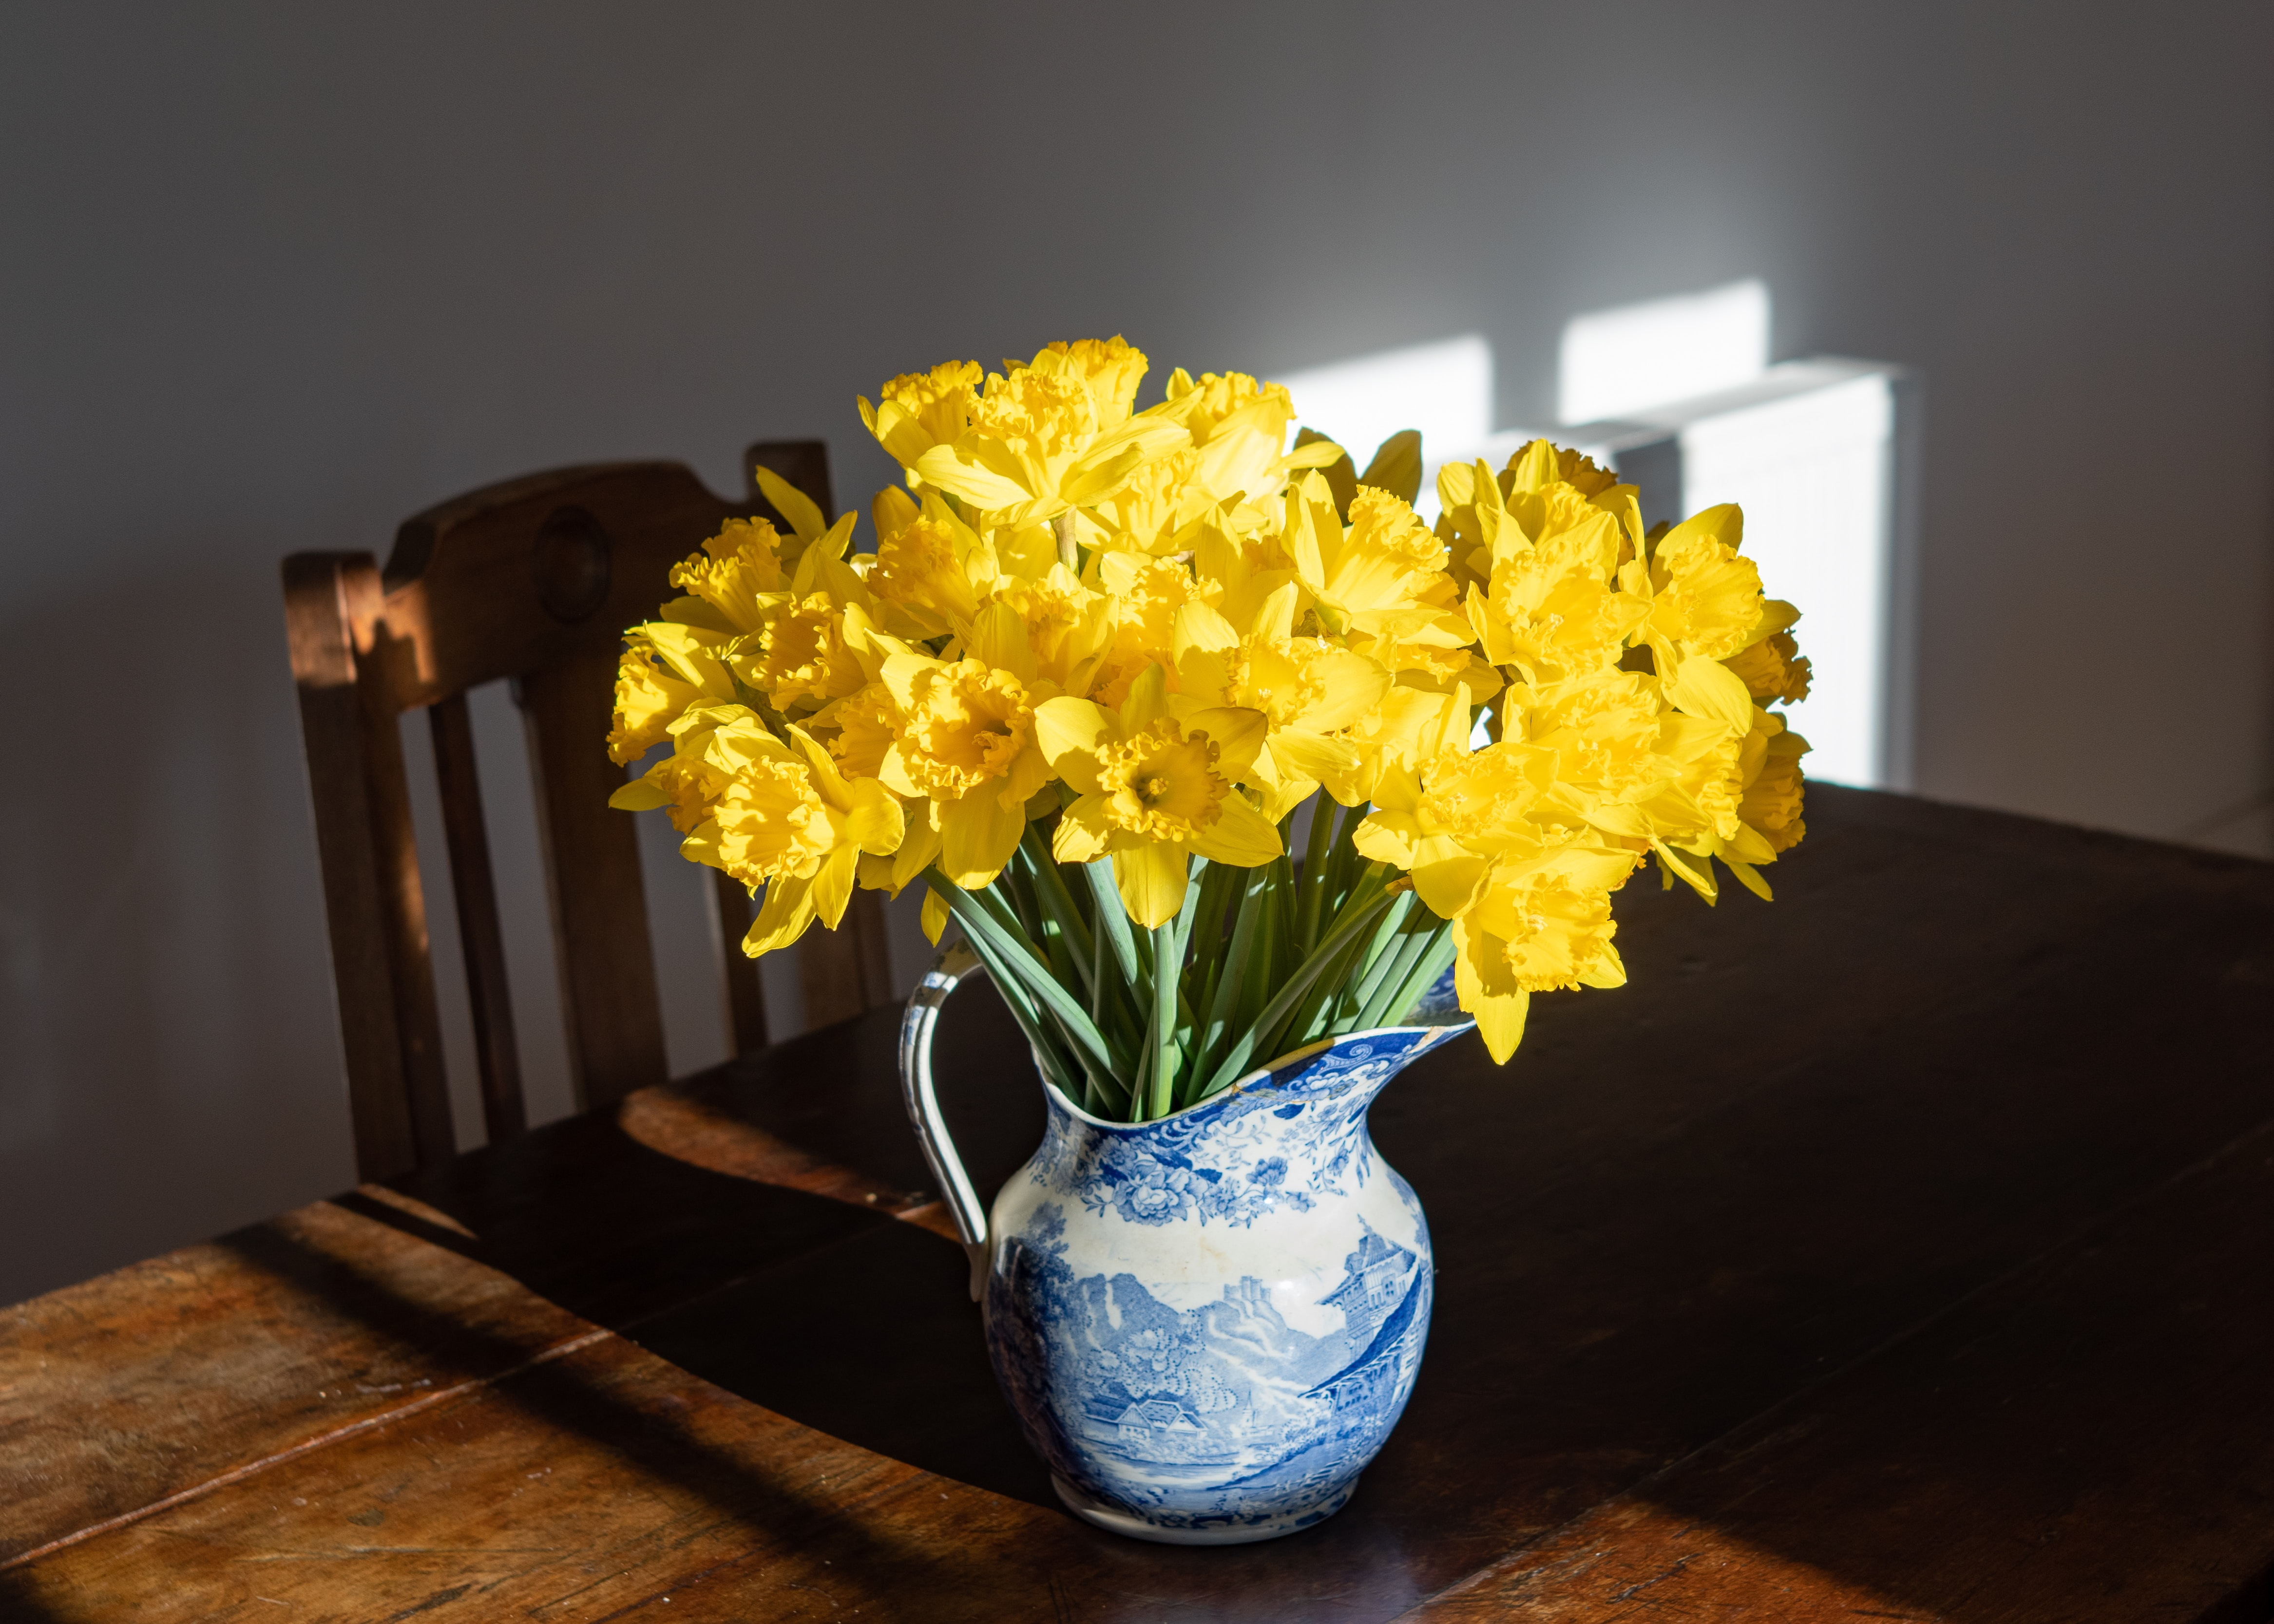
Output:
862 339 1190 527
680 722 905 955
858 360 983 476
1464 472 1647 686
1035 665 1279 926
664 516 787 634
989 565 1113 694
1454 841 1641 1061
1626 504 1768 669
607 622 739 763
607 701 752 831
610 341 1812 1094
1151 368 1340 510
867 500 983 641
1172 588 1386 819
1723 607 1813 706
1315 684 1471 810
1739 717 1810 857
1356 736 1564 920
1286 480 1455 634
876 606 1060 888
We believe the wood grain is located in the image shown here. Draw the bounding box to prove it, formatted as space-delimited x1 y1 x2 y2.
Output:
5 1312 1090 1624
0 1199 597 1570
8 788 2274 1620
797 882 898 1029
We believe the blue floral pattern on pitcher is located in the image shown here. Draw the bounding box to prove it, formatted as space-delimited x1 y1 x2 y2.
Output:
979 1011 1469 1542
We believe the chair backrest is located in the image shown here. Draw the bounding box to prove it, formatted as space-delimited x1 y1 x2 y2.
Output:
285 441 897 1182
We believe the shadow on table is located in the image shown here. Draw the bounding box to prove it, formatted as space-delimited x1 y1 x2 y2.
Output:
214 1218 1048 1594
202 788 2274 1622
332 982 1063 1510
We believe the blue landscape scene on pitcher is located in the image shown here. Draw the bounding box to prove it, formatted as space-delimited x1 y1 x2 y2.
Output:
982 1010 1469 1539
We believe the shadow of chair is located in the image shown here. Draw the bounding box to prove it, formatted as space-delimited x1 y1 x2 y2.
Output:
283 441 896 1181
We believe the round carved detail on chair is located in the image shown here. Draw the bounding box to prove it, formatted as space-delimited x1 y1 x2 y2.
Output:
533 507 613 623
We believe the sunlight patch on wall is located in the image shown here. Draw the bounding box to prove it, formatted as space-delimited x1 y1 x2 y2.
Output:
1558 279 1770 423
1276 336 1494 514
1674 369 1897 789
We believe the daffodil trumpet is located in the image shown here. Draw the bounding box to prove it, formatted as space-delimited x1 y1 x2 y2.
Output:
609 338 1812 1122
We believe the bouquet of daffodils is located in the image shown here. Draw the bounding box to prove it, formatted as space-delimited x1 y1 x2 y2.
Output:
608 338 1810 1121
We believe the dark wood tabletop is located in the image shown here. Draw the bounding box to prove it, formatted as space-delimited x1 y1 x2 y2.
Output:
6 786 2274 1623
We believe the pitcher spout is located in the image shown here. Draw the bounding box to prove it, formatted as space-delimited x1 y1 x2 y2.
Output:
1023 1019 1471 1238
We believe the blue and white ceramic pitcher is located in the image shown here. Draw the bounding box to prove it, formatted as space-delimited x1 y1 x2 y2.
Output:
899 944 1473 1545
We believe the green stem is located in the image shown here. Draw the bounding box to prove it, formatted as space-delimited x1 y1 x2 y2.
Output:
1295 800 1336 956
1194 889 1397 1101
947 905 1081 1099
1149 922 1178 1120
1367 919 1457 1029
997 848 1048 948
1344 894 1422 1021
1278 891 1395 1054
1090 905 1109 1029
1182 859 1235 1016
1271 836 1299 961
1168 856 1208 977
1018 828 1095 997
1330 801 1367 910
1238 881 1280 1036
1126 1039 1155 1124
1191 864 1268 1103
926 870 1120 1090
1082 857 1143 985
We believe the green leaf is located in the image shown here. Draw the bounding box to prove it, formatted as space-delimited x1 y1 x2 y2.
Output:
1195 889 1396 1101
926 871 1120 1091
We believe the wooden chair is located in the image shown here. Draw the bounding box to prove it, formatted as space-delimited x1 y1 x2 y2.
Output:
284 442 897 1182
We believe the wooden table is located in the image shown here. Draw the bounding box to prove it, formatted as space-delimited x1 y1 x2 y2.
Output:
6 786 2274 1622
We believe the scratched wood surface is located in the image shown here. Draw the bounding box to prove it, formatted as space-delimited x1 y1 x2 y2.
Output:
3 787 2273 1622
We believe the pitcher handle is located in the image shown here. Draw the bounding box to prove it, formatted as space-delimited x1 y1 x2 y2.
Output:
898 941 991 1300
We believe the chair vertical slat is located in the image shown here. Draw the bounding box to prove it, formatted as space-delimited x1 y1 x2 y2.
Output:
345 578 457 1164
427 692 527 1145
282 553 455 1178
284 554 421 1179
517 650 668 1110
800 900 898 1030
710 870 770 1056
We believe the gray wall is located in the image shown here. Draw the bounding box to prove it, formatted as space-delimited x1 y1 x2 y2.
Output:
3 1 2268 1306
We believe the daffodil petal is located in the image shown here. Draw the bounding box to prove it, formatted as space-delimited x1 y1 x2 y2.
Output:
844 779 906 856
745 876 817 956
811 846 860 930
1189 791 1282 868
1113 840 1189 929
1051 796 1115 864
1034 696 1114 793
1178 704 1267 778
1412 853 1489 920
936 790 1020 888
